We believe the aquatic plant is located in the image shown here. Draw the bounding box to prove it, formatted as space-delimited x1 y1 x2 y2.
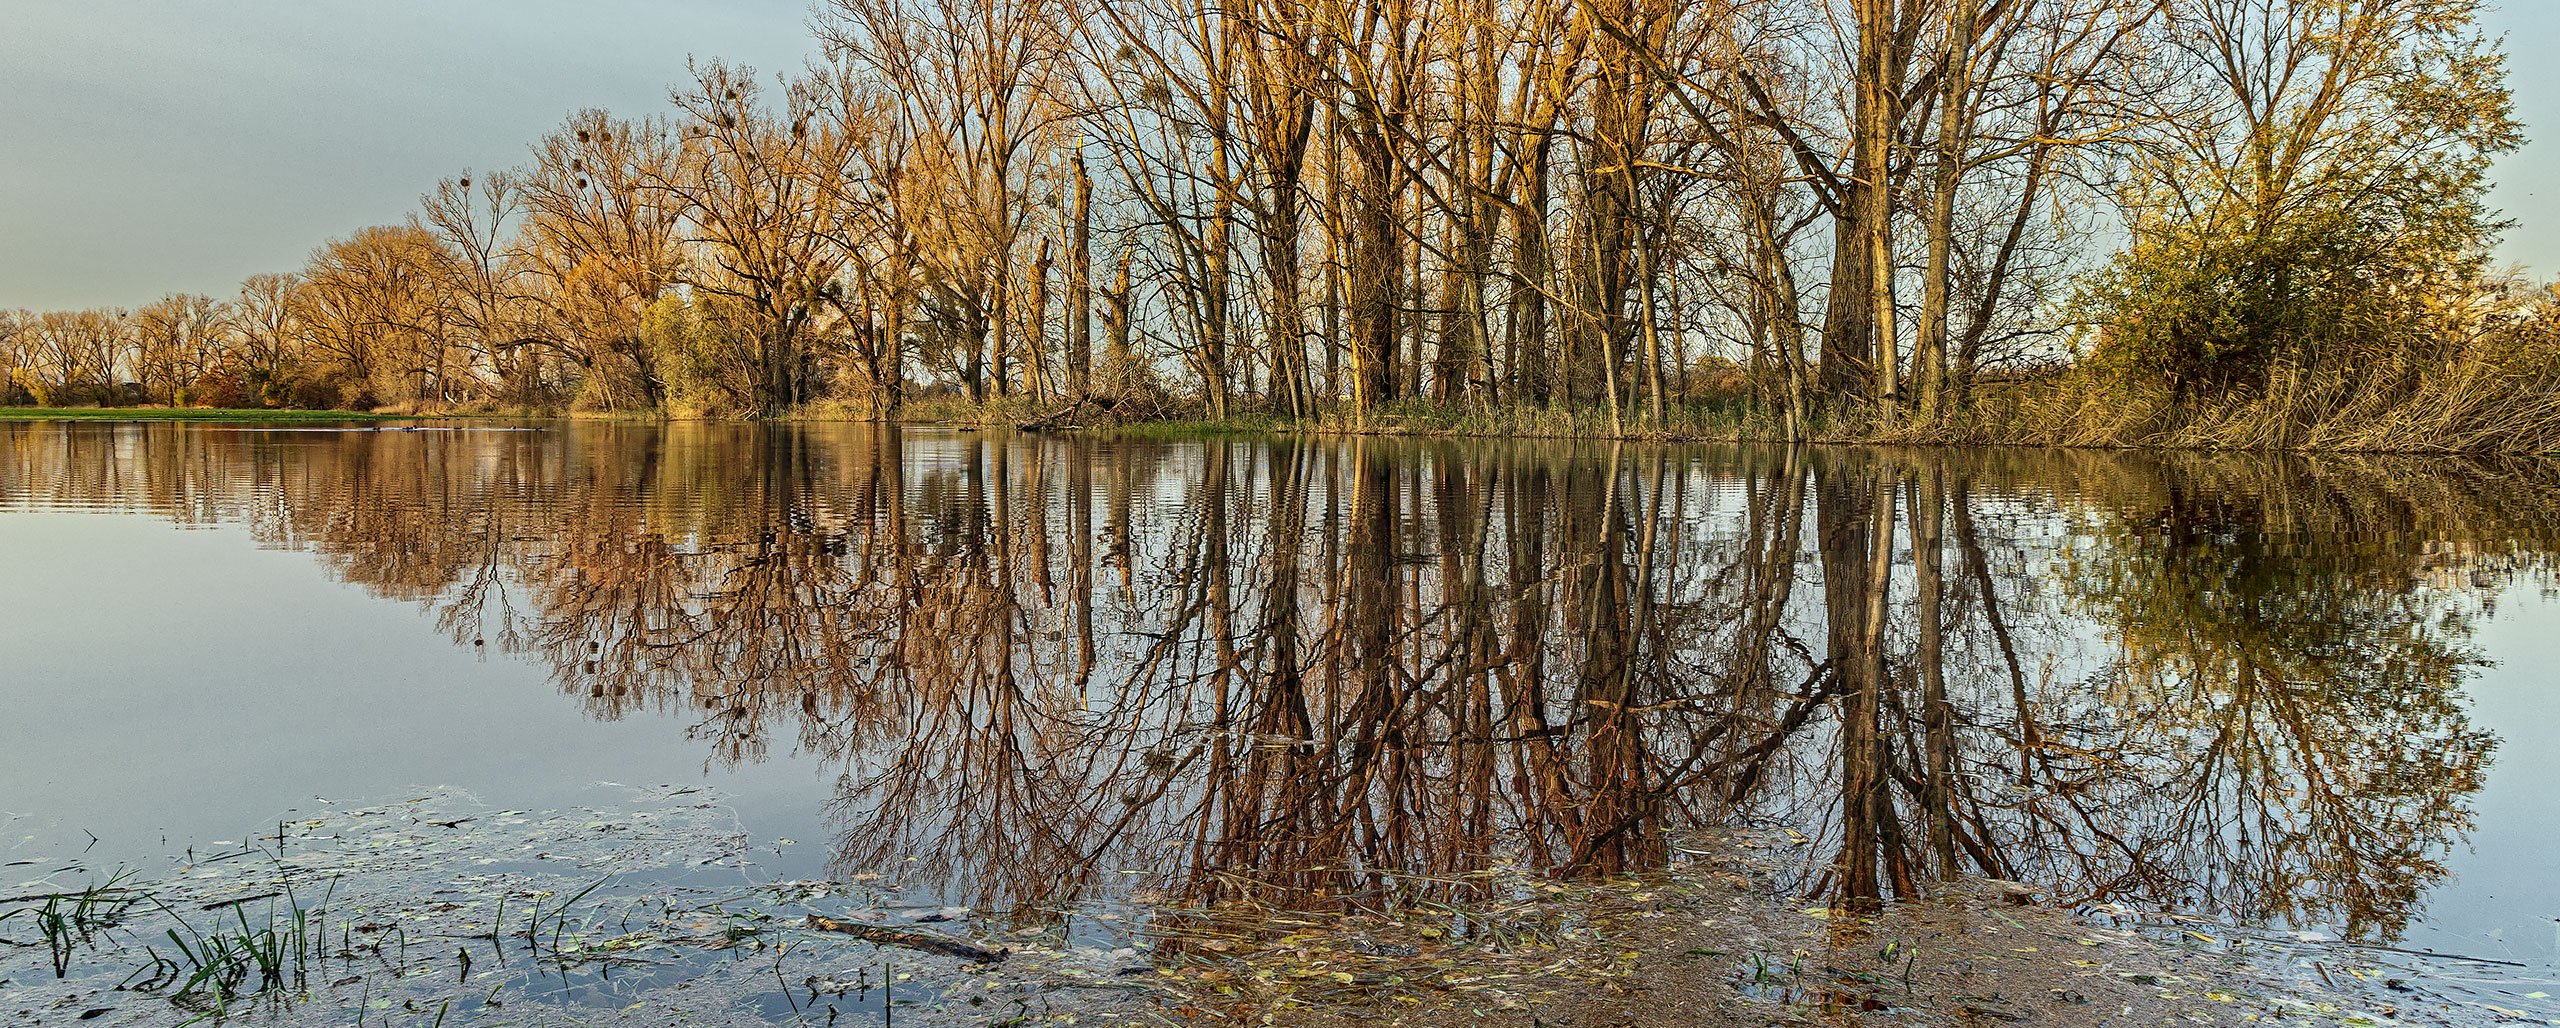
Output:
135 877 339 1016
0 868 146 978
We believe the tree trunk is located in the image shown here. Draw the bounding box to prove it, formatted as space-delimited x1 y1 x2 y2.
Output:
1070 155 1094 401
1916 0 1979 421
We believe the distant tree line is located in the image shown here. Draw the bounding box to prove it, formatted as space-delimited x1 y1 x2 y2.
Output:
0 0 2529 434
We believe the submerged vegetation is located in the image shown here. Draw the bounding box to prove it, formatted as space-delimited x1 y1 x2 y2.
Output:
7 791 2455 1026
0 790 1003 1026
0 0 2545 450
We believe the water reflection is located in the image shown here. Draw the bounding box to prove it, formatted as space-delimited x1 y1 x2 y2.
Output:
3 422 2550 947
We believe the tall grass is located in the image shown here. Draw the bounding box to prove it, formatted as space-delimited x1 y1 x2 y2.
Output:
873 394 1049 426
1104 414 1293 439
846 378 2560 452
1868 346 2560 454
15 335 2551 453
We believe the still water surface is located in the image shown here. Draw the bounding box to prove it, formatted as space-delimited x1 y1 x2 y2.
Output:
4 421 2558 1009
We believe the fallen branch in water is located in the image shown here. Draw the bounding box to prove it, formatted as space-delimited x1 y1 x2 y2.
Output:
1016 396 1119 432
199 891 284 911
803 915 1006 963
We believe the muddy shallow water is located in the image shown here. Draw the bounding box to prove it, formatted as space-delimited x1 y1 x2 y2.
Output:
3 421 2558 1024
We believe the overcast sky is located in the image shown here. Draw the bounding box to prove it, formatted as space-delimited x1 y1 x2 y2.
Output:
3 1 2557 310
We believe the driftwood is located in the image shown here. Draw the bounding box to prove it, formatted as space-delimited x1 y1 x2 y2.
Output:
803 914 1007 963
1979 879 2044 906
1016 395 1119 432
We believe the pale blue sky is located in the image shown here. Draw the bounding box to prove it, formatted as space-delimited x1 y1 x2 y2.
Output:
2 2 2556 309
0 0 820 310
2482 6 2560 279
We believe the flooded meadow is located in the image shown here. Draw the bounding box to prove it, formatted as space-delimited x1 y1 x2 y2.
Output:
4 421 2558 1026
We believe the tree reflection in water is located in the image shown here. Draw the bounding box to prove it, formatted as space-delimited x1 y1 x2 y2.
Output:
6 422 2550 945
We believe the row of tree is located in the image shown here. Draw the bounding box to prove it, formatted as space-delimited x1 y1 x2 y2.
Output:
1 0 2519 429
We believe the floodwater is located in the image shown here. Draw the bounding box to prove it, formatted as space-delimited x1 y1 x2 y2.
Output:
3 421 2558 1022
